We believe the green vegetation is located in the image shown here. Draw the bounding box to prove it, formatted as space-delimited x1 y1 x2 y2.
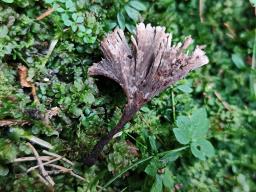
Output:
0 0 255 191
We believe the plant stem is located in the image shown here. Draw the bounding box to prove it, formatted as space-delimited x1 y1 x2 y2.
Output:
171 88 176 121
103 156 153 189
103 146 188 189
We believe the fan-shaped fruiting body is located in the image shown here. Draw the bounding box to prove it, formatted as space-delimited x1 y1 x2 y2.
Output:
84 23 209 166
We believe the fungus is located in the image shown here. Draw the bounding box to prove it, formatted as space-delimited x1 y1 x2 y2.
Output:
84 23 209 166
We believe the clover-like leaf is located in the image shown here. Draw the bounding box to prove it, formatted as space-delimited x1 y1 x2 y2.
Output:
173 128 190 144
190 139 215 160
173 108 214 160
191 108 209 140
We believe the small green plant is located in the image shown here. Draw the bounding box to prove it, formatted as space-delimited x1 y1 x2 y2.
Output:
142 108 214 192
115 0 147 32
44 0 103 44
173 108 215 160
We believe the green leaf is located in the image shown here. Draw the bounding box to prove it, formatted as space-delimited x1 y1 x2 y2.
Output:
0 26 8 38
19 143 32 155
124 5 140 21
232 53 245 69
249 0 256 7
162 169 174 190
0 139 17 162
191 139 215 160
177 84 193 93
191 108 209 140
151 175 163 192
82 92 95 105
64 20 72 26
1 0 14 3
65 0 75 9
79 25 86 32
125 23 136 33
129 0 147 11
104 156 153 188
61 14 72 26
117 12 126 30
173 128 190 144
76 16 84 23
71 13 78 21
83 36 89 43
71 23 78 32
56 7 65 12
0 165 9 176
149 135 158 153
44 0 53 3
176 116 191 130
85 28 92 34
107 21 117 30
161 151 180 163
145 159 159 177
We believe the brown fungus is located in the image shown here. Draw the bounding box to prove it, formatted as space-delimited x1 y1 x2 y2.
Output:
84 23 209 166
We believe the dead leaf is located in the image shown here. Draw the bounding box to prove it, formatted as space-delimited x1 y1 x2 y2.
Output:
44 107 60 125
126 140 139 157
18 65 39 105
18 65 32 87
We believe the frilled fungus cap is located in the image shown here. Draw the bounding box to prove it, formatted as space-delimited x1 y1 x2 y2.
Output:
89 23 208 113
84 23 209 166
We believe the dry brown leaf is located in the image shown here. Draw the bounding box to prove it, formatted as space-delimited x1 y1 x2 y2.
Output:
126 140 139 157
44 107 60 125
18 65 39 104
18 65 32 87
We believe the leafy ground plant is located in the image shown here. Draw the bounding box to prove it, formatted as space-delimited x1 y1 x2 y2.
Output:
173 108 214 160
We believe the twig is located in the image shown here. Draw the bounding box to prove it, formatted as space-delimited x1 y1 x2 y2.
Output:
214 91 232 111
42 150 74 166
171 88 176 121
41 39 58 69
250 29 256 97
45 164 85 181
46 164 72 173
26 136 54 149
0 119 30 127
27 157 62 173
223 22 236 39
199 0 204 23
27 143 55 186
70 171 86 181
13 156 53 162
36 172 51 186
47 170 64 175
36 8 55 20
